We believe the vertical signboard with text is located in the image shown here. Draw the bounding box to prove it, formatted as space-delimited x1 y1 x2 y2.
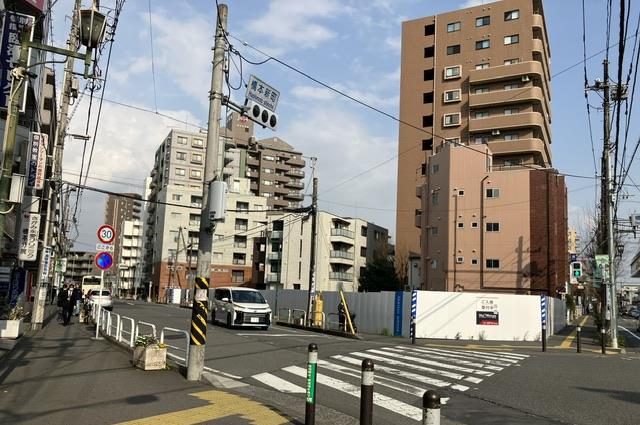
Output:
0 11 34 110
18 196 40 261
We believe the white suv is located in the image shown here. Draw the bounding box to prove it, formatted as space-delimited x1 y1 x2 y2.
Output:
212 287 271 330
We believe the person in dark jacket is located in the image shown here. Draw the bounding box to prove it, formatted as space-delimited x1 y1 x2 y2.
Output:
59 284 76 326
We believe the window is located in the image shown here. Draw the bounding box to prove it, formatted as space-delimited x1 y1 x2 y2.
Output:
456 256 464 264
504 10 519 21
360 247 367 257
486 222 500 232
421 163 427 175
444 89 461 102
471 222 478 228
504 83 520 90
191 195 202 207
504 133 519 141
475 39 490 50
361 226 368 236
444 113 461 127
447 44 460 55
171 194 182 201
422 139 433 151
447 21 461 32
486 259 500 269
423 91 434 104
236 201 249 212
486 188 500 198
431 227 439 236
445 138 460 146
424 24 435 36
263 180 273 186
233 253 246 265
474 111 490 119
176 151 187 160
471 258 479 265
431 193 439 205
473 135 490 144
504 58 519 65
424 46 435 58
235 218 248 231
432 164 440 174
504 34 519 45
176 136 187 145
175 168 186 176
430 259 438 269
457 189 465 196
475 87 490 94
263 155 275 161
190 169 202 179
444 65 461 79
476 16 490 27
475 63 490 70
504 107 519 115
457 222 464 228
424 68 434 81
232 271 244 283
233 235 247 248
423 115 433 127
192 138 204 148
191 153 203 163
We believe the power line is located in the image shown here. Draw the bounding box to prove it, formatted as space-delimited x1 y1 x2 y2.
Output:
582 0 599 176
147 0 158 113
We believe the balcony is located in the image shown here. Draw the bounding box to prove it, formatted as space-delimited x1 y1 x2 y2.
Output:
274 161 289 171
286 156 305 167
415 210 422 228
274 173 289 182
329 272 353 281
469 61 550 100
267 252 281 261
286 179 304 189
331 228 354 239
266 273 281 283
247 156 259 166
232 258 246 265
286 169 304 178
487 138 550 164
532 13 551 56
330 251 354 265
469 112 550 146
270 230 283 239
273 185 288 195
470 86 549 118
285 191 304 201
532 38 551 84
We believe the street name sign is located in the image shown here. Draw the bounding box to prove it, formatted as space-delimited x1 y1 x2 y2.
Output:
245 75 280 112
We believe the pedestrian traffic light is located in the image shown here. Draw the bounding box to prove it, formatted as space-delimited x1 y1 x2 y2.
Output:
245 100 277 130
572 262 582 278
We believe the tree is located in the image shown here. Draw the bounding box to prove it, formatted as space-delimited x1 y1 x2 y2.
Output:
358 257 402 292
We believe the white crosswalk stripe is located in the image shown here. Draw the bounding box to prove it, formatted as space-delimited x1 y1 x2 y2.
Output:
248 344 529 423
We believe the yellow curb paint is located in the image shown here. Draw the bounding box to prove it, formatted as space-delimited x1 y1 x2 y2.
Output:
557 316 590 348
115 390 291 425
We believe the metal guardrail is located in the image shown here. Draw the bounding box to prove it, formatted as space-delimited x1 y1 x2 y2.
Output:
327 313 343 331
291 309 307 325
109 313 121 338
119 316 135 347
278 308 292 323
310 311 326 330
135 321 157 339
160 327 190 366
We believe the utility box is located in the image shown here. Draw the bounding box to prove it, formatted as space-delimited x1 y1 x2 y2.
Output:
208 180 227 222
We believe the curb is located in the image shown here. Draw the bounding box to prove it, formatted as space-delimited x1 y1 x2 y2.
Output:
276 321 362 339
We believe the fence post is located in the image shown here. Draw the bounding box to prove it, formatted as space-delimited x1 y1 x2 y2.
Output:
541 323 547 352
576 325 581 353
305 343 318 425
411 316 416 345
360 359 374 425
422 390 441 425
601 327 606 354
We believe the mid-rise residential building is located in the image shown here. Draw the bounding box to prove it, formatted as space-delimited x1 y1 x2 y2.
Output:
252 212 389 292
396 0 552 262
568 228 579 254
64 251 99 284
104 193 142 260
115 220 143 296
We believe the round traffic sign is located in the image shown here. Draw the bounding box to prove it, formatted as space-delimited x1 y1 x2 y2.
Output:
97 224 115 244
95 252 113 270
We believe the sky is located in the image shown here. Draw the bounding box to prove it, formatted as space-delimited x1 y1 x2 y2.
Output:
47 0 640 282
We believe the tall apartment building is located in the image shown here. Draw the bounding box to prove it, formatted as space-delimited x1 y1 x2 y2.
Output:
104 193 142 260
115 220 143 296
252 212 389 292
64 251 99 284
567 228 579 254
396 0 552 261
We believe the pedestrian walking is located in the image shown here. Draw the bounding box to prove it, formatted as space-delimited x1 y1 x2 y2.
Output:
57 284 67 323
338 300 345 331
60 284 76 326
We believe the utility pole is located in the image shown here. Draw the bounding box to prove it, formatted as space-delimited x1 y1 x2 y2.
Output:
306 159 318 325
31 0 82 329
187 2 227 381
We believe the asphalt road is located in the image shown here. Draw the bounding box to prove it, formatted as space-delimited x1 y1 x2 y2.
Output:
110 301 640 425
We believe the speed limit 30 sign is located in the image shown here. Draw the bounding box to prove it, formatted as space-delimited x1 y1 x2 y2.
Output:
97 224 115 244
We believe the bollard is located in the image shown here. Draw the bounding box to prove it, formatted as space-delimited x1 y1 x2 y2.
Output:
360 359 374 425
576 326 581 353
305 343 318 425
411 317 416 345
422 390 441 425
541 324 547 352
601 328 606 355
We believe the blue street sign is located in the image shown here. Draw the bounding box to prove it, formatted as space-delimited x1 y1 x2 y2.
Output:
393 291 403 336
410 290 417 339
95 252 113 270
540 294 547 326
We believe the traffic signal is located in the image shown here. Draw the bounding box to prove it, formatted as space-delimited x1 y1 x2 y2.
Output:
245 100 277 130
571 261 582 278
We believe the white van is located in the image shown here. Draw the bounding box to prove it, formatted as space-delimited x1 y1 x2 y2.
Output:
212 287 272 330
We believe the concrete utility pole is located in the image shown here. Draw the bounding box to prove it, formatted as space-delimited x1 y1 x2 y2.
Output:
306 159 318 325
187 2 227 381
31 0 82 329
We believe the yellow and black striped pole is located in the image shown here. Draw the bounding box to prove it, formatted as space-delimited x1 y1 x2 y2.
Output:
187 276 209 380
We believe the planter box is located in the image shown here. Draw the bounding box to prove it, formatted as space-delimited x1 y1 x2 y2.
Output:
0 319 24 339
133 346 167 370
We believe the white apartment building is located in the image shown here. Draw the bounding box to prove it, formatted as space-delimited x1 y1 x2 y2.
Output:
116 220 143 295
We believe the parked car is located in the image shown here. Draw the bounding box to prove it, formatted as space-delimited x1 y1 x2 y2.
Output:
88 289 113 311
211 287 271 330
630 308 640 319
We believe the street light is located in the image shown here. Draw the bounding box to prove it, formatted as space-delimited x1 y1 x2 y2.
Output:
78 8 107 49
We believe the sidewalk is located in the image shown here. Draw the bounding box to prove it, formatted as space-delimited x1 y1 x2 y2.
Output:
0 309 298 425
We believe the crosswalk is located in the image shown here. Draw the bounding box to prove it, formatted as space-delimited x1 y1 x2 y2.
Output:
248 344 530 423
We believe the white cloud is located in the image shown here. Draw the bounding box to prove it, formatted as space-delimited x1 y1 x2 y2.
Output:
460 0 488 8
291 85 336 101
110 56 152 86
384 35 401 51
245 0 342 53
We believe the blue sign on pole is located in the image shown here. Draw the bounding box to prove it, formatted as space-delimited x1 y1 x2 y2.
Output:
393 291 403 336
0 11 34 110
410 290 417 339
540 294 547 326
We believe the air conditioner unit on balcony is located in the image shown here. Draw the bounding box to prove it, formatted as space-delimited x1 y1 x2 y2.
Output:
491 130 501 136
522 75 530 82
